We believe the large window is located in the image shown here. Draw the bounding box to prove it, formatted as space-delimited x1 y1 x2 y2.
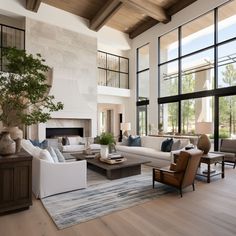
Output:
137 44 150 135
97 51 129 89
0 24 25 71
158 0 236 150
137 44 149 101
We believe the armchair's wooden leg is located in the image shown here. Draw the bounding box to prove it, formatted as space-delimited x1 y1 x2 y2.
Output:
180 188 183 198
192 183 195 191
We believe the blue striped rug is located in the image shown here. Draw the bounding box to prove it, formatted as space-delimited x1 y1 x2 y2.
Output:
41 173 173 229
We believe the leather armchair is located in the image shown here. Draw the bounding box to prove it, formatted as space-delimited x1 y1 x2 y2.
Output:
153 149 203 197
220 139 236 168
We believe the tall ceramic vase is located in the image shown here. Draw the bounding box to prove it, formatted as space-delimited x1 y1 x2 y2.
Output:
100 145 109 159
0 132 16 155
4 127 23 153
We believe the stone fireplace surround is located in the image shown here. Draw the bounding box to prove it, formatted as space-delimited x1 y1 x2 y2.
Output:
36 118 92 141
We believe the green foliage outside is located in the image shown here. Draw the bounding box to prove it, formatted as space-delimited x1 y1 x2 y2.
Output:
160 63 236 137
0 47 63 127
219 64 236 138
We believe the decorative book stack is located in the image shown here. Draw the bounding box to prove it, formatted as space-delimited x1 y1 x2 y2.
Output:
100 153 126 164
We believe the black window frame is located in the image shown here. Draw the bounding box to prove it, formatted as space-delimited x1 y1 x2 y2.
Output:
158 1 236 150
136 43 150 135
0 23 25 71
97 50 129 89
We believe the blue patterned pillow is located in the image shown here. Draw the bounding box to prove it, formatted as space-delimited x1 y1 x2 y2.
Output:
30 139 48 149
161 138 173 152
128 135 141 147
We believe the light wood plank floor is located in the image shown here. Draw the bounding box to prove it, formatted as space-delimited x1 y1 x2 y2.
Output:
0 166 236 236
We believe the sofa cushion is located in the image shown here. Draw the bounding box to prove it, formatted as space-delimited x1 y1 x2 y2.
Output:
53 147 66 162
171 140 181 151
21 139 41 158
39 149 54 162
161 138 173 152
68 136 83 145
116 145 172 161
121 136 129 146
47 146 59 163
30 139 48 149
128 135 141 146
62 144 85 152
141 136 164 151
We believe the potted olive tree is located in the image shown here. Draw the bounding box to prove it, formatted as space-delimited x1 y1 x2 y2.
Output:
0 47 63 154
98 132 115 159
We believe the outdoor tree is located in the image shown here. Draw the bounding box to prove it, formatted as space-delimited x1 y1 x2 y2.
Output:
220 64 236 136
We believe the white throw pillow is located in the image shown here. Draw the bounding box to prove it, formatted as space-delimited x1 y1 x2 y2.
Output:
67 136 82 145
53 147 65 162
39 149 54 162
21 139 36 155
47 146 59 163
21 139 42 158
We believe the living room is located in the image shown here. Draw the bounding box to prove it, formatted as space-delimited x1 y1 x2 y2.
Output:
0 0 236 235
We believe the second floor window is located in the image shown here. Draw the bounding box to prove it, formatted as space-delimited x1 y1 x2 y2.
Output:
97 51 129 89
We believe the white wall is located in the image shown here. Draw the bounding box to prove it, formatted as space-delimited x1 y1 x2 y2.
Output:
25 18 98 137
129 0 230 134
0 0 132 138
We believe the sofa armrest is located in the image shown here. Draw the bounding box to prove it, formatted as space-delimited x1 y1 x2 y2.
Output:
33 158 87 198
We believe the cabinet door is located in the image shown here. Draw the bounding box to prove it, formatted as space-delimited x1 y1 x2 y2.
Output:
14 161 32 205
0 167 14 208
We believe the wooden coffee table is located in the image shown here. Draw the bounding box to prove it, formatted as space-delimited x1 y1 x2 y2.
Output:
196 152 225 183
72 153 150 180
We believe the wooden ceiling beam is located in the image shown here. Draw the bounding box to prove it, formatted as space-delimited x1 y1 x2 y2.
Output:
167 0 197 15
121 0 170 23
129 18 158 39
90 0 123 31
129 0 198 39
26 0 42 12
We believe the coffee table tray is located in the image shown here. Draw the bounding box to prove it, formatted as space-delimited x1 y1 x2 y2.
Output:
100 157 127 165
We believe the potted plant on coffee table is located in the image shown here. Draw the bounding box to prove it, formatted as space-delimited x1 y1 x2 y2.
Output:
0 47 63 154
98 132 115 159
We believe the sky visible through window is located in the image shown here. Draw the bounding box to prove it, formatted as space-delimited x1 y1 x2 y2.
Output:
162 8 236 88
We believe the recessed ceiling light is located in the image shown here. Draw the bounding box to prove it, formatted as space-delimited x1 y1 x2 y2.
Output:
124 27 129 31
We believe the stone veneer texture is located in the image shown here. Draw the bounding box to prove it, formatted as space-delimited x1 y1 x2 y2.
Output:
25 18 97 136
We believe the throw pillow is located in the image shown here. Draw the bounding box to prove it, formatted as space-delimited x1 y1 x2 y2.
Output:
53 147 65 162
161 138 173 152
62 137 70 146
47 146 59 163
121 136 129 146
128 135 141 147
30 139 48 149
39 149 54 162
171 140 181 151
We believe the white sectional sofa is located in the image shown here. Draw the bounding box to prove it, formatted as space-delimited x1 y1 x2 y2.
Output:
47 136 101 153
116 136 190 167
21 139 87 198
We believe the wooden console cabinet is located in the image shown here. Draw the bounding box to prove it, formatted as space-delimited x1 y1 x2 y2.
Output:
0 151 32 213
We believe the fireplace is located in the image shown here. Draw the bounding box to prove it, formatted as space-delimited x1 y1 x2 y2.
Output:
45 118 91 138
46 127 84 138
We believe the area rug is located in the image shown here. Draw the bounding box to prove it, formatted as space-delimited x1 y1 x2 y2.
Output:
41 173 173 229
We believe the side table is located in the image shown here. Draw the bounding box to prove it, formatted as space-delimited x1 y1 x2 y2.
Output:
196 152 225 183
0 151 32 213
